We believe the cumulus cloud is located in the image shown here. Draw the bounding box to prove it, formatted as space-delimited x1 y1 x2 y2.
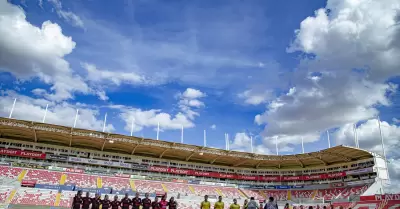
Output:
0 0 89 101
119 88 206 133
287 0 400 81
238 89 272 105
230 132 272 154
334 119 400 192
0 90 114 132
47 0 84 28
178 88 207 120
254 0 400 150
81 63 147 86
210 124 216 130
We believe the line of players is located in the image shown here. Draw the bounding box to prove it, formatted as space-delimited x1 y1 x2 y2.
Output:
71 191 177 209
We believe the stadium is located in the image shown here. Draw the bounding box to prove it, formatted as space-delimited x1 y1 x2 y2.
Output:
0 117 397 209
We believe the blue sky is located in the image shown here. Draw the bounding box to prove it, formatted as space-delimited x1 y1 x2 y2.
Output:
0 0 399 168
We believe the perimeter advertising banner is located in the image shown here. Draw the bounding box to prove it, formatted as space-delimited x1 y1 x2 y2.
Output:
0 148 46 159
148 165 347 182
360 194 400 201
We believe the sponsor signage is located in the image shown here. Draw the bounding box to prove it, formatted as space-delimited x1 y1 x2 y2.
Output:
147 166 349 182
0 148 46 159
131 164 149 170
172 179 188 183
0 162 11 166
347 179 374 186
360 194 400 201
47 154 68 161
115 173 130 178
276 185 291 189
346 167 373 175
21 180 37 187
331 182 346 188
65 168 84 173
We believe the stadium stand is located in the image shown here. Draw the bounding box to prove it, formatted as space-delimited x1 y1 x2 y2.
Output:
0 117 392 209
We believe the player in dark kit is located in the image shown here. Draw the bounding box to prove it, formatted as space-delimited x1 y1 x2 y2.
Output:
121 193 131 209
168 197 177 209
101 195 112 209
81 192 92 209
132 192 142 209
111 195 121 209
71 190 83 209
152 196 161 209
142 193 152 209
91 193 102 209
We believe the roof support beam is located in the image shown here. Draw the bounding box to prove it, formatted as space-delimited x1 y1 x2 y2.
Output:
159 148 169 158
101 138 107 151
233 160 247 167
210 156 220 164
131 138 144 155
185 152 196 161
33 129 37 143
69 128 73 147
295 156 304 168
323 151 353 161
255 161 263 168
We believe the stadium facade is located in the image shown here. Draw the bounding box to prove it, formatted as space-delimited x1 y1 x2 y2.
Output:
0 117 396 209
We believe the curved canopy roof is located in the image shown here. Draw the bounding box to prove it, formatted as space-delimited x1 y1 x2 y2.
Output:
0 117 374 169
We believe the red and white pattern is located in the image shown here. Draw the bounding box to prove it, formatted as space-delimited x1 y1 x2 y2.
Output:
134 180 165 193
10 189 56 206
23 169 62 185
65 173 97 188
102 176 131 191
0 166 22 179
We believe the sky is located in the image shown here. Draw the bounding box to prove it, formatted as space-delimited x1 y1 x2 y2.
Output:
0 0 399 192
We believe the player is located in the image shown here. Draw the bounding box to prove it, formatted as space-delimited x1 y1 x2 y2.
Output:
243 199 248 209
201 195 211 209
152 196 161 209
142 193 152 209
159 195 169 209
71 190 83 209
214 196 224 209
111 195 121 209
230 199 241 209
121 193 131 209
168 197 177 209
132 192 142 209
81 192 92 209
91 193 102 209
102 195 112 209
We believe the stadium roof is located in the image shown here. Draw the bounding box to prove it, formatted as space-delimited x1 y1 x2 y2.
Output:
0 117 374 169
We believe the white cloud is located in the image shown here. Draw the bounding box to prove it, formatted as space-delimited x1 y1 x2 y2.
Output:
210 124 216 130
0 0 89 101
0 90 114 132
178 88 207 120
230 132 272 154
119 108 194 133
253 0 399 149
238 89 272 105
118 88 206 133
82 63 147 86
287 0 400 81
393 118 400 124
47 0 84 29
334 119 400 193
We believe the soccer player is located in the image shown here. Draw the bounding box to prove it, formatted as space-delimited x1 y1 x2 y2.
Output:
91 193 102 209
111 195 120 209
214 196 224 209
71 190 83 209
142 193 152 209
152 196 161 209
121 193 131 209
230 199 241 209
159 195 169 209
168 197 177 209
102 195 112 209
132 192 142 209
81 192 92 209
243 199 248 209
201 195 211 209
